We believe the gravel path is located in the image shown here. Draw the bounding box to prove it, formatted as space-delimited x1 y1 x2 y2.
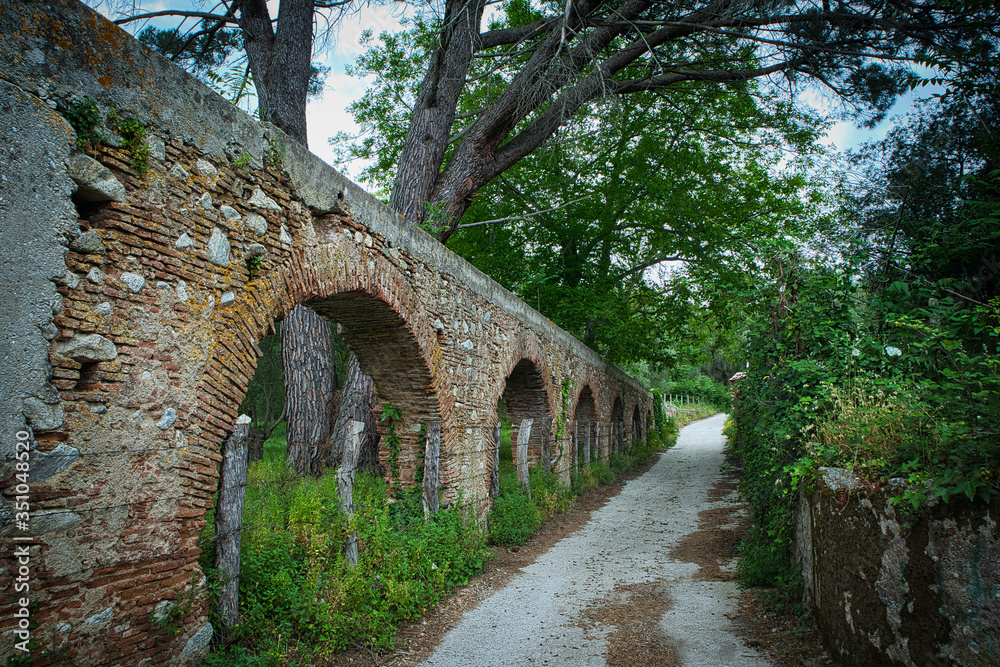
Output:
419 414 771 667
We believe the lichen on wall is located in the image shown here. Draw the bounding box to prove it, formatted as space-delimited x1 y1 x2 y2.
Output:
797 470 999 666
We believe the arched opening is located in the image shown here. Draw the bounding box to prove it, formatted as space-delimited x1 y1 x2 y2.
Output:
308 291 441 487
573 385 597 467
499 358 551 469
611 396 624 454
632 405 643 444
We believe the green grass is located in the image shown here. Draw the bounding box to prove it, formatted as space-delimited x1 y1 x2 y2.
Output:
200 429 489 665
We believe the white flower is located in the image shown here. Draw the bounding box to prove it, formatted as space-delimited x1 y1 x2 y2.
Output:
884 346 902 357
851 348 860 357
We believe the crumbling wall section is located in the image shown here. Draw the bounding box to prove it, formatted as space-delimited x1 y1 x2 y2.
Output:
796 470 999 666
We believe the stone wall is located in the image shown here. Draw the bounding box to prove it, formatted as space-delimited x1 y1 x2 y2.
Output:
795 469 999 666
0 0 654 663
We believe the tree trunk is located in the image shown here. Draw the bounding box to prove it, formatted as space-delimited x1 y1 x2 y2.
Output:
329 352 381 473
282 306 337 476
235 0 312 144
247 426 265 464
389 0 489 226
216 417 250 635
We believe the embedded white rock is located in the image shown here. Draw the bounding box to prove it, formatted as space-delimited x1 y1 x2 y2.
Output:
192 159 218 178
157 408 177 430
58 333 118 362
244 212 267 236
207 227 231 266
175 232 195 249
67 153 126 203
119 272 145 293
220 205 241 222
248 187 281 211
169 162 190 180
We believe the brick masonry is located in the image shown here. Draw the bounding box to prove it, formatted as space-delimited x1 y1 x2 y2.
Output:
0 1 654 663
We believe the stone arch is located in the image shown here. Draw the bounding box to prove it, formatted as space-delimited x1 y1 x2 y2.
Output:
632 404 643 443
308 292 441 484
573 384 597 465
610 394 624 453
499 357 552 467
199 241 443 492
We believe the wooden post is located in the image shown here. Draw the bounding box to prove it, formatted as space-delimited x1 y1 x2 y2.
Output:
423 421 441 517
540 417 551 472
490 422 501 498
583 421 591 465
336 420 364 568
517 418 532 498
216 416 250 634
594 422 601 463
573 420 579 476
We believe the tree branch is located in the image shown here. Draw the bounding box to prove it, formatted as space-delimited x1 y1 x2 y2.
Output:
456 195 593 229
115 10 239 25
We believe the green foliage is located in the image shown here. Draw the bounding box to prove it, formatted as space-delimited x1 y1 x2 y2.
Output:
138 22 242 76
528 466 575 517
238 333 284 437
150 573 201 638
590 461 616 485
204 454 490 663
658 372 733 412
263 139 285 170
64 97 105 148
381 403 403 496
107 110 151 174
335 12 828 370
418 201 451 237
232 153 253 170
246 254 265 279
488 489 540 545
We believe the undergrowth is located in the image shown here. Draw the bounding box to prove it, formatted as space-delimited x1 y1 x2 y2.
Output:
488 416 677 545
199 440 489 665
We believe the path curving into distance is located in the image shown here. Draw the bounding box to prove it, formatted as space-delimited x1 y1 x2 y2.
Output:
419 414 771 667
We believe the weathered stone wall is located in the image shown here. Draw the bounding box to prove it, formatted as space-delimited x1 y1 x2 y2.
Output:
795 469 999 666
0 0 654 663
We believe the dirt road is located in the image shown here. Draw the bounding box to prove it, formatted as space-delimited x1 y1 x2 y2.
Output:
419 414 770 667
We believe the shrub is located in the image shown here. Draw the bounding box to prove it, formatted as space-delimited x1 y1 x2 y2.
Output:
529 466 575 517
488 490 540 545
591 461 615 485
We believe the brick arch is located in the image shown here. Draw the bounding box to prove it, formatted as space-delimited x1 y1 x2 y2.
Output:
632 404 643 442
499 357 552 466
197 241 443 489
610 395 624 423
573 385 597 422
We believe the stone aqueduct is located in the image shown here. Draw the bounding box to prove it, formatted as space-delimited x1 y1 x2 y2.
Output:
0 1 656 663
